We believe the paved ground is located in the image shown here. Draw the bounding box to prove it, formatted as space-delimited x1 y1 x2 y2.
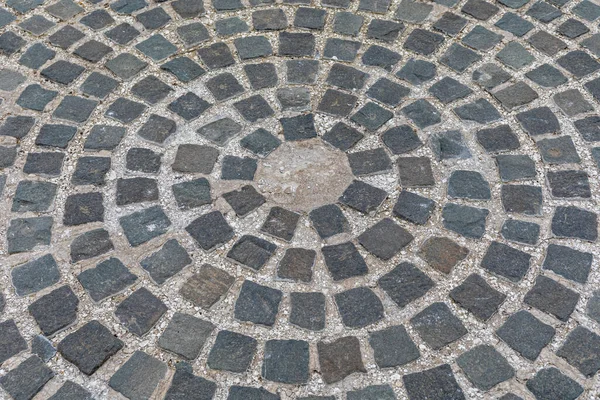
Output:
0 0 600 397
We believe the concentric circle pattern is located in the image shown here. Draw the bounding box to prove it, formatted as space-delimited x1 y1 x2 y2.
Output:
1 0 600 397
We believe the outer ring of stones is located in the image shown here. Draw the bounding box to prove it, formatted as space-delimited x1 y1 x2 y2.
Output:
1 0 600 398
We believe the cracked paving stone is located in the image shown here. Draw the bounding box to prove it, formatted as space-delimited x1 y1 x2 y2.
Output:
537 136 581 164
322 242 368 281
403 28 444 55
358 218 413 260
63 192 104 225
543 244 592 284
223 185 266 216
547 170 591 198
11 254 60 296
403 364 465 400
326 63 368 90
362 45 402 71
227 235 277 271
552 205 597 241
496 154 536 181
500 185 541 217
245 63 278 89
172 144 218 174
322 122 363 151
116 177 158 205
309 204 349 239
318 336 365 384
58 320 123 375
348 148 391 176
234 95 274 122
501 219 540 245
164 362 216 400
136 34 177 61
450 273 506 321
317 89 356 116
141 239 191 284
17 84 57 111
476 125 520 153
557 326 600 377
481 241 531 282
180 264 234 309
262 340 309 384
31 335 55 363
161 57 205 82
367 19 404 42
197 118 241 145
78 257 138 302
0 356 54 400
105 53 147 80
115 288 167 336
526 368 583 400
430 77 473 105
7 216 53 254
442 203 488 239
496 310 555 360
110 351 167 400
289 292 325 330
378 262 434 308
131 76 172 105
105 97 146 123
457 345 514 391
208 330 257 373
447 170 491 200
524 275 580 321
397 156 435 187
0 116 35 138
169 92 211 121
172 178 211 209
23 152 64 176
369 325 419 368
137 114 176 144
419 237 468 274
347 385 395 400
234 280 282 326
158 313 214 360
84 125 125 151
119 206 171 247
277 248 316 282
70 228 114 262
80 72 118 99
411 302 467 349
0 320 28 364
29 285 79 336
186 211 234 250
261 206 300 241
339 180 387 214
323 38 361 60
105 23 140 44
12 180 57 212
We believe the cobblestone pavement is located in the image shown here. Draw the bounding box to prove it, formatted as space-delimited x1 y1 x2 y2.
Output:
1 0 600 397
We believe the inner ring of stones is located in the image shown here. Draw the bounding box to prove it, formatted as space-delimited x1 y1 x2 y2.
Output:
255 138 354 212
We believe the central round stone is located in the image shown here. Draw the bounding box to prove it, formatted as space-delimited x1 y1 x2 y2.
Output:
255 138 354 212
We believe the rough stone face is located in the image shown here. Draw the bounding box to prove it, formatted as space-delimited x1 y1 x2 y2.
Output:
457 345 514 390
164 363 217 400
335 287 384 328
403 364 465 400
450 274 506 321
526 368 583 400
262 340 309 384
119 206 171 247
70 228 114 262
109 351 167 400
322 241 368 281
379 262 434 308
543 244 592 284
180 264 234 309
158 313 215 360
7 216 53 254
442 203 488 239
524 276 579 322
551 206 597 241
411 302 467 349
11 254 60 296
393 191 435 225
289 292 326 331
419 237 469 274
28 285 79 336
234 280 282 326
496 310 555 360
208 330 258 372
317 336 366 384
31 335 56 362
0 356 54 400
447 170 491 199
0 320 28 364
115 287 167 336
358 218 413 260
369 325 419 368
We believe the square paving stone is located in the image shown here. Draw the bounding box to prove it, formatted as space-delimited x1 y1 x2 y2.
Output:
393 191 435 225
216 17 248 36
558 50 600 77
262 339 309 384
481 241 531 282
41 60 85 85
141 239 191 284
19 43 56 70
494 81 538 110
78 257 137 302
212 0 243 11
49 381 92 399
350 102 393 132
476 125 520 153
326 63 368 90
552 206 597 241
557 326 600 377
245 63 277 89
573 0 600 20
322 122 362 151
172 178 211 209
198 118 242 145
158 313 214 360
396 59 436 85
501 185 543 215
322 242 368 281
462 25 503 50
109 351 167 400
403 364 465 400
70 228 114 262
447 170 491 200
80 9 114 30
115 288 167 336
29 285 79 336
516 107 560 136
131 76 172 105
526 0 561 21
317 336 365 384
161 57 205 83
348 148 392 176
84 125 125 151
339 179 387 214
12 180 57 212
367 19 404 42
378 262 434 308
0 31 25 55
221 155 257 180
58 320 124 375
253 8 287 30
7 216 53 254
369 325 419 368
411 302 467 349
137 114 176 144
289 292 325 330
496 154 536 181
401 99 441 128
105 23 140 45
382 125 421 155
397 157 435 187
54 96 98 123
457 345 514 391
46 0 83 20
23 152 64 176
119 206 171 247
553 89 592 117
442 203 488 239
0 356 54 400
74 40 112 63
234 95 274 122
277 248 316 282
49 26 84 49
440 43 481 72
395 0 433 22
0 320 28 364
278 32 315 56
450 273 506 321
526 64 567 88
419 237 468 274
323 38 360 60
17 84 57 111
228 386 280 400
347 385 395 400
557 18 588 38
172 144 218 174
207 330 257 372
105 53 147 80
362 45 402 71
454 99 501 124
223 184 266 216
136 7 171 29
462 0 498 19
80 72 118 99
495 12 533 36
261 206 300 241
309 204 349 239
496 310 555 360
318 89 357 116
186 211 234 250
403 28 444 55
528 31 566 55
136 34 177 61
286 59 318 84
434 12 468 36
0 115 35 139
537 136 581 164
11 254 60 296
227 235 277 271
179 264 234 309
64 192 104 225
169 92 211 121
543 244 592 284
524 276 579 322
358 0 390 12
164 363 216 400
0 145 16 168
526 368 583 400
234 280 282 326
358 218 413 260
234 36 272 60
501 219 540 245
105 97 146 123
547 170 590 198
20 15 55 35
472 63 511 90
333 11 363 35
177 23 210 47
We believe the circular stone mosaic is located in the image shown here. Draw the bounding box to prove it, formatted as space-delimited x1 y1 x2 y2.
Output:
0 0 600 398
